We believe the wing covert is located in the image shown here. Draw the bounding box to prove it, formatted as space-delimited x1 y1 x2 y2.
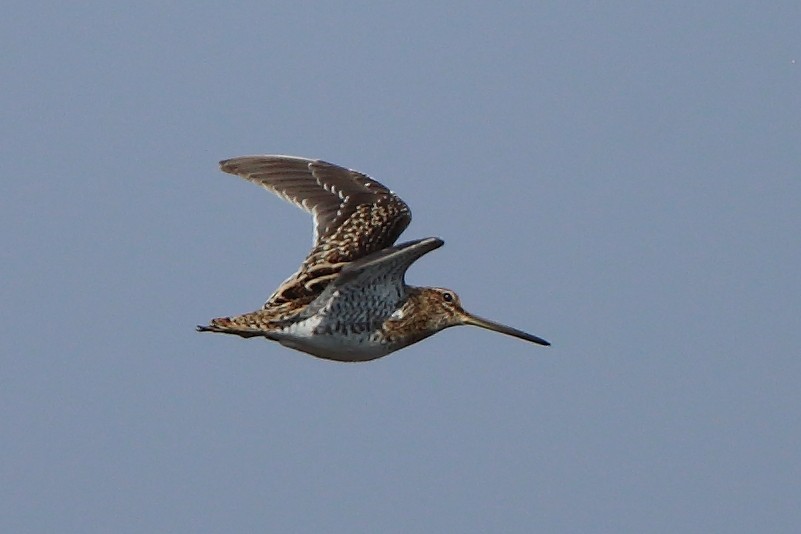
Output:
218 155 413 306
299 237 444 320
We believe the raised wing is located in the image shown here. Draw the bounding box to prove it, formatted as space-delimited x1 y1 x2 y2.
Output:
219 155 412 306
299 237 444 321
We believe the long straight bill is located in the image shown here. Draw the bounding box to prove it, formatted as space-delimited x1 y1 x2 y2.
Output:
462 313 550 346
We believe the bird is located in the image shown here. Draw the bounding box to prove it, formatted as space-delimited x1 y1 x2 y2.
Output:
197 155 550 362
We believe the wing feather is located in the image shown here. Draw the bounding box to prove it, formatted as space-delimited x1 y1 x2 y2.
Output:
219 155 412 306
299 237 445 321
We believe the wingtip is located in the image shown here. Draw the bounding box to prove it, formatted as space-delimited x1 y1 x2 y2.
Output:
393 237 444 254
422 236 445 252
219 156 256 173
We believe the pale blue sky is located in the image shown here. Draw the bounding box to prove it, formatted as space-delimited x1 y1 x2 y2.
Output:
2 2 800 532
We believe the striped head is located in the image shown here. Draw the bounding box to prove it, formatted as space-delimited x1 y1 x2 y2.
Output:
412 287 550 346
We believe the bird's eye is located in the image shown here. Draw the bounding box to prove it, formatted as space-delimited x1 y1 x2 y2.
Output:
442 292 453 302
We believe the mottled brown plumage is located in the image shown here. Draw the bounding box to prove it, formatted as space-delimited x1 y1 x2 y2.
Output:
219 156 411 307
198 155 549 361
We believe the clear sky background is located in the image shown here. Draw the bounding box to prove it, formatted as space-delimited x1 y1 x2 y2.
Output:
2 2 799 533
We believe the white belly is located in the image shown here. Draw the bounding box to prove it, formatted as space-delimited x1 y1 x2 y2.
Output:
271 316 394 362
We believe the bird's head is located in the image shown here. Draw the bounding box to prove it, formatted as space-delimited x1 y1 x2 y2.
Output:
417 287 550 346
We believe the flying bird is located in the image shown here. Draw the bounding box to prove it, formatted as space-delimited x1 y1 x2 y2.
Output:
197 156 549 361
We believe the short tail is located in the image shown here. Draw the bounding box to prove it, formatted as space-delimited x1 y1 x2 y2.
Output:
196 317 274 339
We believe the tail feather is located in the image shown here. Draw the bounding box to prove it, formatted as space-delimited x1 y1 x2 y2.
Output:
196 314 280 340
